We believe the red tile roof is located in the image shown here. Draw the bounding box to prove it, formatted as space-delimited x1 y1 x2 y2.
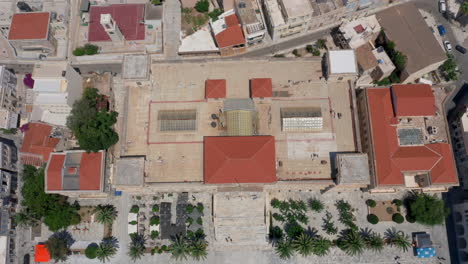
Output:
204 136 276 184
391 84 435 117
46 151 104 191
214 14 245 48
205 79 226 98
367 87 457 186
8 12 50 40
79 152 103 190
35 244 50 262
20 123 59 166
46 154 64 191
88 4 145 41
250 78 273 98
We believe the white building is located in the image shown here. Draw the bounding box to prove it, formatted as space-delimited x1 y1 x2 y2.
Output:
30 63 82 126
339 15 381 49
234 0 266 45
327 49 358 81
262 0 313 40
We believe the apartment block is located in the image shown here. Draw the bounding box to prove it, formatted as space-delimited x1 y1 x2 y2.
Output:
235 0 267 45
262 0 388 41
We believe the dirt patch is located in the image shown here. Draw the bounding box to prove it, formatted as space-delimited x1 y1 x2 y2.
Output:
369 201 400 221
78 206 95 223
181 8 209 36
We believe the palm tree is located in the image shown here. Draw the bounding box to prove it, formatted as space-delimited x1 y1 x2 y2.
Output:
189 239 208 261
385 228 411 252
292 233 313 257
275 240 294 260
96 242 117 262
364 232 384 253
337 229 365 256
94 205 117 225
311 237 331 256
127 234 145 262
170 235 190 260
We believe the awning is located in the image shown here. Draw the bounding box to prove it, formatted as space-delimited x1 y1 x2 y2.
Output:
35 244 50 262
416 247 436 258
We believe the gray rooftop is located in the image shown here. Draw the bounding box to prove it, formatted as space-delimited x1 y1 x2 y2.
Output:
122 55 149 80
0 209 9 235
376 3 446 75
398 128 424 146
224 98 255 112
114 157 144 186
145 3 163 21
62 152 82 190
336 153 370 185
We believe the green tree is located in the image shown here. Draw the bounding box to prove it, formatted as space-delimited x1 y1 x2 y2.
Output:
189 239 208 261
67 88 119 152
392 213 404 224
85 243 98 259
73 47 85 56
170 235 190 260
194 0 209 13
45 232 74 262
442 53 459 81
43 204 81 232
208 8 223 21
316 39 327 49
128 234 145 261
337 229 365 256
21 166 81 232
275 240 294 259
384 228 411 252
322 211 338 235
462 1 468 16
393 51 407 71
96 237 118 263
15 209 38 227
292 233 313 257
408 192 450 225
84 44 99 55
311 237 331 256
367 214 379 225
94 205 117 225
308 198 324 212
363 232 384 253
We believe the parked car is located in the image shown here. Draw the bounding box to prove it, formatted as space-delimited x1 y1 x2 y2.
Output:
437 25 446 36
444 40 452 52
439 0 447 13
456 45 467 54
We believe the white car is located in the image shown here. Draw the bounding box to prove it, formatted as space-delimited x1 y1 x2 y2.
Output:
439 0 447 13
444 40 452 52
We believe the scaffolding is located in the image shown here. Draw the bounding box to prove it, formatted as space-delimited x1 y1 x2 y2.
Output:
158 110 197 132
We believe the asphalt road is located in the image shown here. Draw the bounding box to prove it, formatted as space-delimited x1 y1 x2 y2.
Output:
237 27 332 57
413 0 468 106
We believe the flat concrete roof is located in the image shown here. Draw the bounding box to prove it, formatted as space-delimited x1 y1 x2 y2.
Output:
329 50 357 74
336 153 370 185
122 55 149 79
114 157 144 186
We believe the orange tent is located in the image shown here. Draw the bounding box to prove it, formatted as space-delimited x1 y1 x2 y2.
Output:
35 244 50 262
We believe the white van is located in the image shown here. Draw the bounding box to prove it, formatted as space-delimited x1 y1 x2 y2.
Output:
439 0 447 13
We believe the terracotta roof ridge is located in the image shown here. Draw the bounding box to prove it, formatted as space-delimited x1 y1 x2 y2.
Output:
207 142 230 182
424 144 444 171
